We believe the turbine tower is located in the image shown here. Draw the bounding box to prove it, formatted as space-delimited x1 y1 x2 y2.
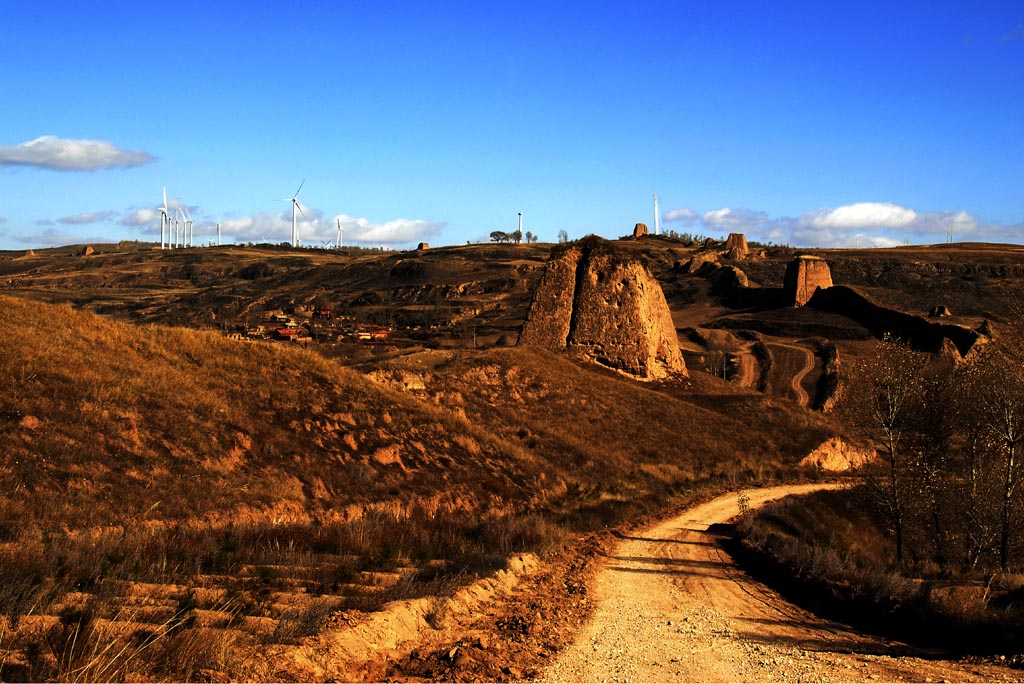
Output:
183 207 194 247
176 208 185 248
336 218 344 249
653 194 661 236
158 187 169 249
280 180 306 248
217 218 222 246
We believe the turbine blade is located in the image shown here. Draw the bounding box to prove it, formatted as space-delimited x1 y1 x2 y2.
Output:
294 179 305 197
296 201 306 220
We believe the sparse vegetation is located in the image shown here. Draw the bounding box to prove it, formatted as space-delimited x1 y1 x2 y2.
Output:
737 333 1024 654
735 487 1024 654
5 238 1024 677
0 294 828 680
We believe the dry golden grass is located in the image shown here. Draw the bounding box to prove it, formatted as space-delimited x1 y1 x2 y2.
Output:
0 294 837 679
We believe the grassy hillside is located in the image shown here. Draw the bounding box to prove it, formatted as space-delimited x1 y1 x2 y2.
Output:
10 236 1018 677
1 295 537 529
0 295 834 680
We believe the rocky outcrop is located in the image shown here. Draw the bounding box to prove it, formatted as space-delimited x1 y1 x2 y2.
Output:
683 252 720 273
799 438 875 472
79 245 95 257
929 305 952 318
724 233 749 260
417 242 430 251
519 237 687 379
784 255 833 306
633 223 649 238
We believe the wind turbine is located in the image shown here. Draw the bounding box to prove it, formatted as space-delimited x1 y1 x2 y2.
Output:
336 218 344 249
653 194 661 235
176 208 185 248
217 218 222 246
182 207 194 247
158 187 169 249
279 180 306 248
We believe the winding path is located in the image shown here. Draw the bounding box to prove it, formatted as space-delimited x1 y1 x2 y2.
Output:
768 343 815 407
541 485 1016 683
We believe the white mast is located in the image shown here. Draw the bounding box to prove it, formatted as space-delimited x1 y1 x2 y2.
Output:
175 208 184 248
183 207 194 247
653 194 661 235
279 180 306 248
518 211 523 236
158 187 169 249
217 218 222 246
336 218 344 249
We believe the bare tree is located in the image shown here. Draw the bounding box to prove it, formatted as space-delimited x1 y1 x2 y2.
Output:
972 347 1024 570
910 370 955 567
844 334 929 565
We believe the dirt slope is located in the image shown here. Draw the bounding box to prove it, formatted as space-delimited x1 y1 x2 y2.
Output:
542 485 1019 682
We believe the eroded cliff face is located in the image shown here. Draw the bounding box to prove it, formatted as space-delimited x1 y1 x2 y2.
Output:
519 238 687 379
784 255 834 306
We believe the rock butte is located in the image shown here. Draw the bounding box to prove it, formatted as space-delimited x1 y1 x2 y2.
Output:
632 222 649 238
724 233 749 260
519 237 687 380
784 255 833 306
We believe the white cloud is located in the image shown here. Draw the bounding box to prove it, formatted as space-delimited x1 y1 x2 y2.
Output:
0 136 154 171
122 197 198 233
702 208 770 232
663 208 701 223
663 206 775 235
798 202 918 230
222 211 304 243
660 200 1021 247
58 210 119 225
790 225 904 249
220 206 445 246
335 215 445 244
121 208 160 226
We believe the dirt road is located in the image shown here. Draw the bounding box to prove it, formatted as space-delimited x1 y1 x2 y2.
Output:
767 343 815 407
542 485 1018 682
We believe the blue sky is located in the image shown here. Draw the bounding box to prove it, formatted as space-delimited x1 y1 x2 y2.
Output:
1 1 1022 250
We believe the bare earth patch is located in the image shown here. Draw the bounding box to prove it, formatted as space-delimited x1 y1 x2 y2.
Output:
542 485 1020 683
